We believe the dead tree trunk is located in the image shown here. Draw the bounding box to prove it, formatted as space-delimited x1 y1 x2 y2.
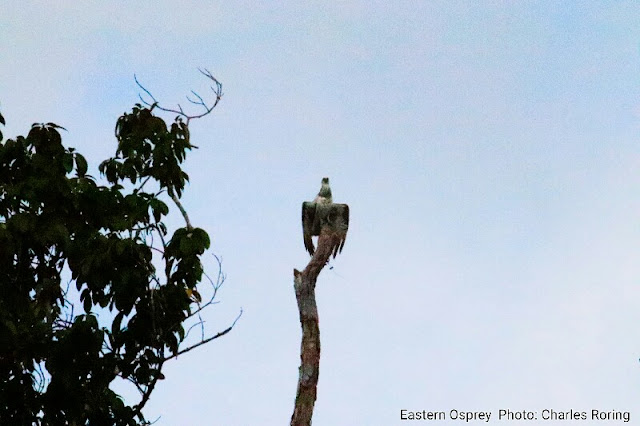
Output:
291 229 339 426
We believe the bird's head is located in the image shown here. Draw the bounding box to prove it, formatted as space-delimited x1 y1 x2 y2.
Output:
321 177 329 184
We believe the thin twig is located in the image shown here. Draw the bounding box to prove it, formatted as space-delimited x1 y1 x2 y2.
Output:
184 319 203 341
134 68 223 125
186 254 225 319
163 309 243 362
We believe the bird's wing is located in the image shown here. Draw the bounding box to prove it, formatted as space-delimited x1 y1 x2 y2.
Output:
331 204 349 258
302 202 315 256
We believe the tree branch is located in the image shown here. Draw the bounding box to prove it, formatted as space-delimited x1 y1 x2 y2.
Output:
162 308 243 362
290 228 338 426
134 68 223 125
168 187 193 231
132 357 165 423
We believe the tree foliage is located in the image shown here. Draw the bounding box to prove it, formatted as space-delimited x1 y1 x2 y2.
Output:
0 100 234 425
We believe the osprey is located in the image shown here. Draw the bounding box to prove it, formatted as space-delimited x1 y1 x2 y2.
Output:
313 177 332 204
302 177 349 257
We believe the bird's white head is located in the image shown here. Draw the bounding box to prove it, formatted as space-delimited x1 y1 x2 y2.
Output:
314 177 333 203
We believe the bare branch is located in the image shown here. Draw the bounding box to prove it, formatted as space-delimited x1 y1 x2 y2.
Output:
163 308 243 362
184 318 204 341
186 90 206 107
134 74 158 105
184 254 225 320
153 222 174 282
149 246 165 256
167 187 193 230
134 68 223 125
125 375 145 396
33 361 46 393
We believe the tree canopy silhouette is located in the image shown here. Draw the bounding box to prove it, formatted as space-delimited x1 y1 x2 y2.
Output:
0 73 239 425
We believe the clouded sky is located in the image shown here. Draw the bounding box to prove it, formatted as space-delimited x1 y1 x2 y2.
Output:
2 1 639 425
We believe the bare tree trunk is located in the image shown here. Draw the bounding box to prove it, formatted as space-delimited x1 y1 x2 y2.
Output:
291 229 336 426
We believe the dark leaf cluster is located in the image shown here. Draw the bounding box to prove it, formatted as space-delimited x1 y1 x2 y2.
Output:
100 104 191 197
0 105 224 425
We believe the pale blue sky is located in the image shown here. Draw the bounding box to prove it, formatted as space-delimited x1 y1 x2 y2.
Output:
2 2 640 425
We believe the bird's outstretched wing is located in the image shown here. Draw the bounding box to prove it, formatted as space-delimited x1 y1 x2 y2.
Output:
329 204 349 258
302 202 349 258
302 201 316 255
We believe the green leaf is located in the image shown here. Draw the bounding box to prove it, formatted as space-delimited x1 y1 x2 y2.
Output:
123 161 137 183
178 237 190 255
5 319 17 336
86 314 98 329
83 294 92 314
113 396 125 410
192 228 210 250
106 163 118 183
149 199 169 222
46 122 67 131
115 239 127 256
112 312 124 333
75 153 88 176
12 214 33 233
0 112 5 125
177 325 185 341
62 152 74 173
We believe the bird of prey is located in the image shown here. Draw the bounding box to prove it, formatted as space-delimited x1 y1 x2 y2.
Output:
302 177 349 257
313 177 332 204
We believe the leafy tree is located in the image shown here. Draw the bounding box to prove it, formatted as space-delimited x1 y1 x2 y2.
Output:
0 72 240 425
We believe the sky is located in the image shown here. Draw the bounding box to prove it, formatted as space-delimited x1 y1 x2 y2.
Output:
2 1 640 425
